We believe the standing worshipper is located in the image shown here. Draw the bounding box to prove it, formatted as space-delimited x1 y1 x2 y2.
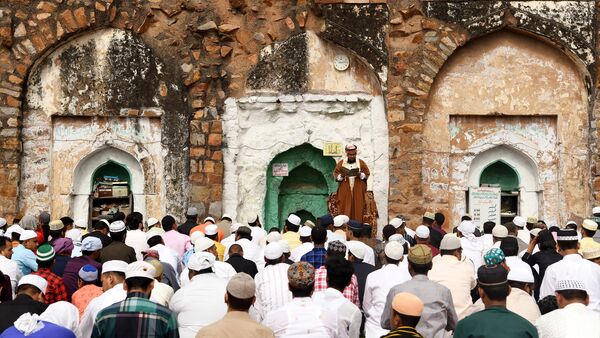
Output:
124 212 149 261
254 243 292 321
583 245 600 265
389 217 416 246
203 224 225 260
333 144 370 222
300 226 327 268
71 265 102 317
414 225 439 257
221 223 239 248
314 241 360 306
82 220 112 248
363 241 411 338
535 279 600 337
178 207 199 236
226 244 258 278
0 236 20 295
12 230 38 275
579 219 598 253
381 292 425 338
217 214 233 239
313 257 361 338
263 262 340 338
146 217 165 238
100 221 136 264
162 215 192 259
522 229 562 300
381 244 457 338
429 212 446 249
146 259 175 307
514 216 531 245
51 237 74 276
179 237 236 285
170 252 227 338
482 221 496 251
0 275 48 333
79 260 128 338
146 234 180 274
289 226 314 262
281 214 302 251
346 221 376 265
456 220 484 270
38 212 50 244
31 244 68 304
500 237 535 280
428 234 476 320
62 236 102 299
247 214 267 246
92 261 178 338
347 242 377 306
197 273 274 338
453 265 538 338
540 228 600 311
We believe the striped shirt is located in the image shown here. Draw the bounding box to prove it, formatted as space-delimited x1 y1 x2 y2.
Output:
381 326 423 338
254 263 292 321
92 292 178 338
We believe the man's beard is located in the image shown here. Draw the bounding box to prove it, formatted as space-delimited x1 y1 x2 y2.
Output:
348 158 356 163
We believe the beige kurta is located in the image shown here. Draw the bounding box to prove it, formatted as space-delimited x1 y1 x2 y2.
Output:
196 311 274 338
334 158 370 222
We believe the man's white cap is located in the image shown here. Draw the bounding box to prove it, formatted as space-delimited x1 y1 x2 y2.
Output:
566 220 577 227
266 232 282 244
415 225 430 239
74 219 87 229
264 242 284 260
333 215 349 228
530 228 542 237
593 206 600 215
492 225 508 238
18 275 47 294
583 219 598 232
388 234 406 246
194 237 215 252
556 279 586 291
6 224 23 238
125 261 156 280
0 218 6 227
109 220 126 232
146 232 162 241
147 218 159 228
20 230 37 241
384 241 404 260
440 234 461 250
299 226 312 237
278 240 290 253
204 224 218 236
348 243 365 260
230 223 243 233
507 263 534 283
457 220 476 235
287 214 301 226
221 213 232 220
389 217 405 229
204 216 215 224
81 237 103 251
513 216 526 228
190 231 205 243
188 252 216 271
102 260 128 273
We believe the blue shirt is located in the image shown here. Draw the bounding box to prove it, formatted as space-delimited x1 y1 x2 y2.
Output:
0 321 75 338
300 247 327 269
12 245 37 276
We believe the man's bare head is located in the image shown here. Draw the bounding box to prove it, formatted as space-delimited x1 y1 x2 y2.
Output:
228 244 244 256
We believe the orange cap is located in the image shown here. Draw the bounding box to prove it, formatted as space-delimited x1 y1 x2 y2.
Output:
392 292 424 317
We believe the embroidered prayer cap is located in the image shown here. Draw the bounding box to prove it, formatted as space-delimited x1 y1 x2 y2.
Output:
108 220 126 233
287 262 315 288
384 241 404 260
266 231 282 244
392 292 424 317
388 234 406 246
278 240 291 253
18 275 47 295
556 229 579 242
415 225 430 239
513 216 527 228
49 220 64 231
333 215 349 228
102 260 128 273
582 245 600 260
478 264 508 286
188 252 216 272
78 264 99 282
36 244 55 262
227 272 255 299
319 214 334 227
408 244 432 265
583 219 598 231
327 240 346 255
287 214 301 226
125 261 156 280
440 234 461 251
423 212 435 221
556 279 586 292
483 248 505 265
204 224 218 236
81 236 102 251
264 242 284 260
492 225 508 238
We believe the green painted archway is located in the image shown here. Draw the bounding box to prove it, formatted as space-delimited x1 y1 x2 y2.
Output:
480 160 520 191
264 144 337 231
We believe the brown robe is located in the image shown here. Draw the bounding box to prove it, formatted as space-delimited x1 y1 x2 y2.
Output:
333 158 370 222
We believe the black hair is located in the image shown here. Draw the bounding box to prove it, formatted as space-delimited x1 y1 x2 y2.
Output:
269 228 280 233
125 277 153 290
361 224 372 238
565 223 578 231
227 292 254 311
60 217 74 227
479 283 510 301
325 257 354 291
537 230 557 251
504 222 517 234
409 261 432 275
537 295 558 315
106 271 126 280
206 233 218 241
557 289 588 302
17 284 42 295
396 312 420 328
434 213 445 226
500 237 518 256
37 258 54 269
110 230 126 242
508 280 529 291
422 216 433 225
125 212 143 231
11 232 20 242
186 213 197 220
461 215 472 221
93 221 109 231
237 227 252 241
285 220 300 233
583 228 597 238
311 226 327 245
0 237 11 250
147 235 163 247
49 229 63 240
111 212 126 222
538 220 546 225
483 221 495 234
265 258 282 266
548 226 559 234
382 224 397 241
557 240 578 251
440 249 458 256
248 216 260 227
289 284 313 298
350 228 362 239
162 216 176 231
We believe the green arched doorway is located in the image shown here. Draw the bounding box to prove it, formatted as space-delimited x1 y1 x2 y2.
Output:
480 160 520 224
264 144 337 230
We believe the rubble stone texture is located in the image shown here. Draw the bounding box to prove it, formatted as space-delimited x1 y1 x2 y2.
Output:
0 0 597 231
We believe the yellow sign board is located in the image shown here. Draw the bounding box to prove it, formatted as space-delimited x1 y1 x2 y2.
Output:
323 142 343 157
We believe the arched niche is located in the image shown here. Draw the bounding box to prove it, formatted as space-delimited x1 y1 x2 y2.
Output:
264 144 336 230
479 161 519 191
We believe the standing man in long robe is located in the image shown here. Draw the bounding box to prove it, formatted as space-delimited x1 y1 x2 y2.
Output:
334 144 370 222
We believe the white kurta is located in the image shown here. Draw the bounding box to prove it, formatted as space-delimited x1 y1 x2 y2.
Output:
346 240 375 266
263 297 341 338
150 243 180 273
536 303 600 338
290 242 313 263
125 229 150 261
428 255 477 320
79 283 127 338
179 261 236 286
224 238 265 269
313 288 361 338
250 226 268 246
0 255 21 296
468 287 540 323
169 273 228 338
362 263 412 338
254 263 292 321
540 254 600 312
460 237 484 271
517 229 531 245
150 280 175 307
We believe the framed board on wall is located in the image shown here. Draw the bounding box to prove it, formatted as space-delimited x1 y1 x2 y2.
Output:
468 186 501 228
